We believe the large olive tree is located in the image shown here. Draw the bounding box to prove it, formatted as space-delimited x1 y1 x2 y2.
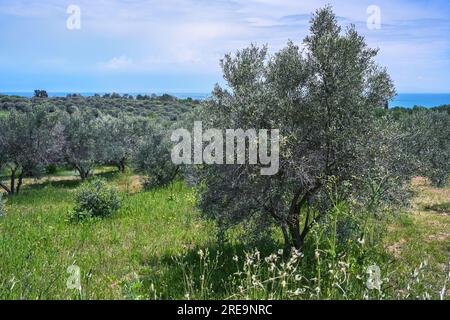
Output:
0 106 62 195
194 6 402 249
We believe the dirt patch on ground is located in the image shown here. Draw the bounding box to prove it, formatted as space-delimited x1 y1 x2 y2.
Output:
411 177 450 215
386 239 407 258
1 170 145 194
426 232 450 242
116 175 144 193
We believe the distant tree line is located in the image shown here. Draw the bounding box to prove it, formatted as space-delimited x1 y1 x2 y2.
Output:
0 92 200 121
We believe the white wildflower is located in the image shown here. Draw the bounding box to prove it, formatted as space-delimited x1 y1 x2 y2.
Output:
315 250 320 259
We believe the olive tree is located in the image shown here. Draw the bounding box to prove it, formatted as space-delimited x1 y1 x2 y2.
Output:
98 114 149 172
399 110 450 187
193 6 402 249
61 109 103 180
0 106 63 195
132 121 179 189
33 90 49 98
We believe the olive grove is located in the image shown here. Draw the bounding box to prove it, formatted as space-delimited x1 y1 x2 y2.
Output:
0 7 447 255
0 105 173 193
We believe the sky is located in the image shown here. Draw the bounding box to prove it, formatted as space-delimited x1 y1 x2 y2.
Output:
0 0 449 94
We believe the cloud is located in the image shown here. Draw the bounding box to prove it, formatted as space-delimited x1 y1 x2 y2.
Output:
101 56 134 70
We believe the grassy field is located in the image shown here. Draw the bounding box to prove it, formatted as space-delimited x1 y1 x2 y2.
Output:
385 178 450 296
0 171 214 299
0 171 449 300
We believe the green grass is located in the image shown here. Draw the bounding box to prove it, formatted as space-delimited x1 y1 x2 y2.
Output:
384 178 450 297
0 174 449 300
0 174 214 299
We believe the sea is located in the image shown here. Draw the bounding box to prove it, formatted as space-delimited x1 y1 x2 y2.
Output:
389 93 450 108
2 92 450 108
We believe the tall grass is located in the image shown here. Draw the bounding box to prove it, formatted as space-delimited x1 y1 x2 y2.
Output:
171 203 447 300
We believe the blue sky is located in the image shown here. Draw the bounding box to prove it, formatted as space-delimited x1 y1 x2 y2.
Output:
0 0 449 93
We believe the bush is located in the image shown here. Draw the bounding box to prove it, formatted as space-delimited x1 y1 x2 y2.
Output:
45 164 58 175
68 179 121 222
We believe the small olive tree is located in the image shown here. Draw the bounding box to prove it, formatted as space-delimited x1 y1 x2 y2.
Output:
61 109 103 180
193 6 403 249
132 121 179 189
98 114 149 172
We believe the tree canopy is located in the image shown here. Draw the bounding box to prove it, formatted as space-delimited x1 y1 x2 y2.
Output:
192 6 416 249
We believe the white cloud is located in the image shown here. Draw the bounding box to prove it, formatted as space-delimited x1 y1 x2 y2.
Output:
101 56 134 70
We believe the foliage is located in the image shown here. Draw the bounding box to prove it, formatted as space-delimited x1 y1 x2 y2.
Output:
0 91 196 185
389 104 450 115
193 6 402 249
61 109 104 180
175 199 446 300
0 105 63 194
132 122 179 189
0 179 209 299
97 114 150 172
34 90 49 98
68 179 121 222
0 4 448 302
398 110 450 187
431 104 450 114
0 92 198 120
45 164 58 175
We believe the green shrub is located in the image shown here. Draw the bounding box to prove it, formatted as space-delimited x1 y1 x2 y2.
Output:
45 164 58 175
67 209 93 222
68 179 120 222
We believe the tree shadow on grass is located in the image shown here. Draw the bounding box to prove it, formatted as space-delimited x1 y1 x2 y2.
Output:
96 170 120 181
19 170 122 193
137 240 280 300
24 179 82 191
424 202 450 214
